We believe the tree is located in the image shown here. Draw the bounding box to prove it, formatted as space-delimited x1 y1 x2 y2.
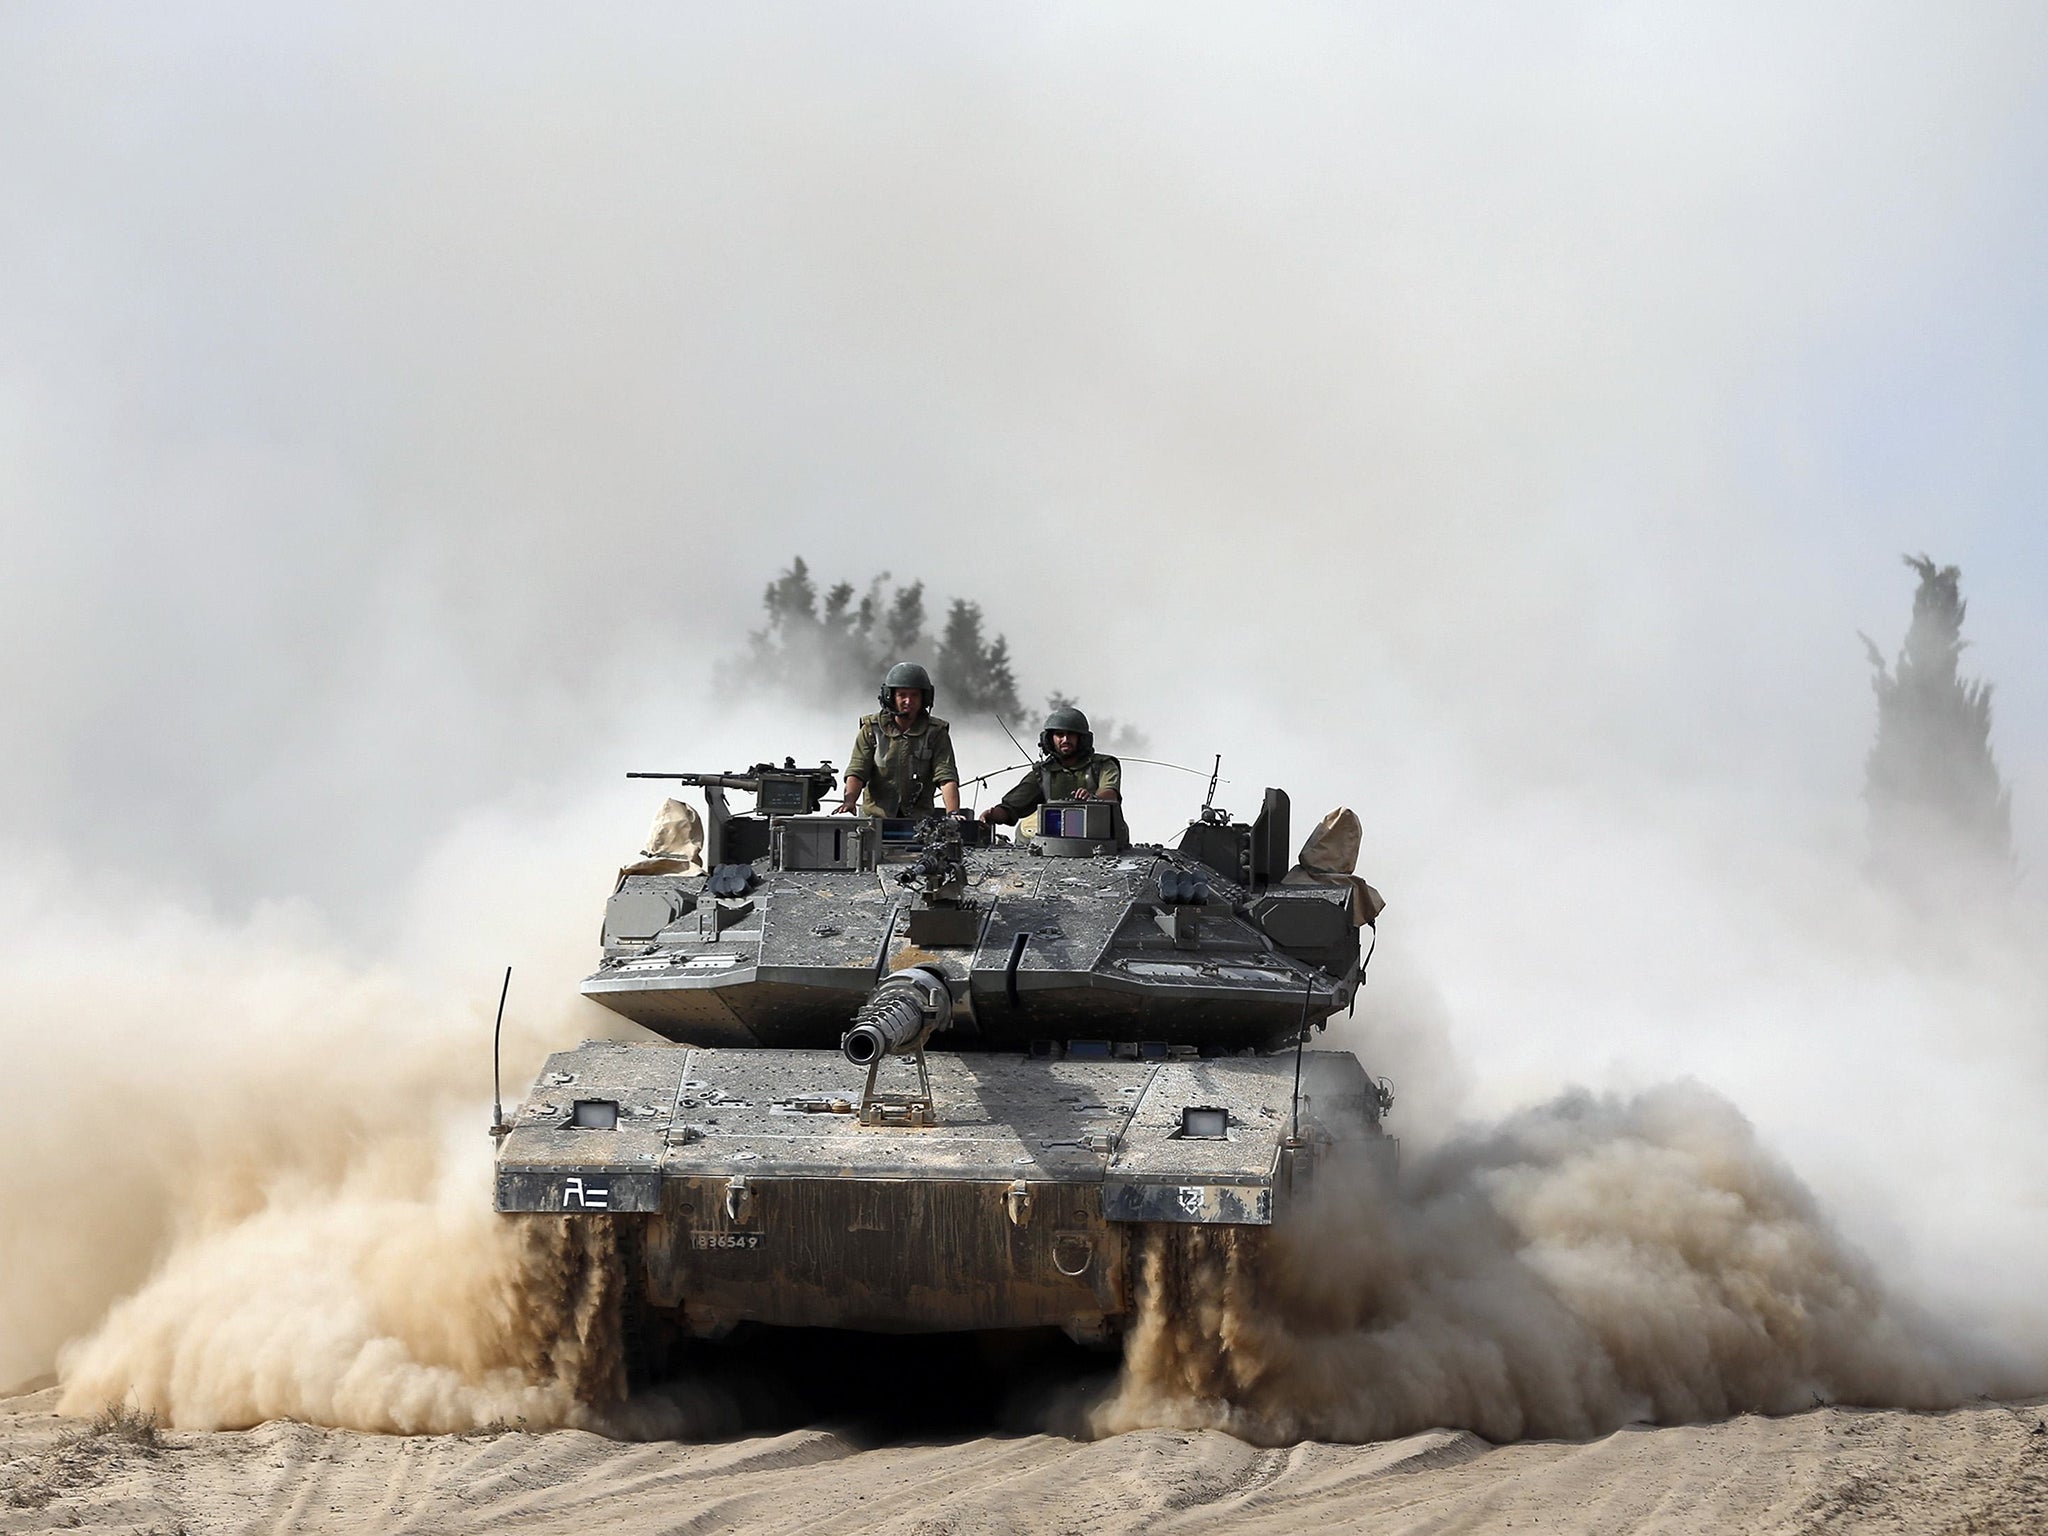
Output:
731 558 870 707
762 558 818 631
820 580 857 647
884 582 927 661
1862 554 2013 899
727 558 1140 747
936 600 1023 722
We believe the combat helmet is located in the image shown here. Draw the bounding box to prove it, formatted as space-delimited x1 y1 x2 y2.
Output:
878 661 936 716
1039 705 1092 760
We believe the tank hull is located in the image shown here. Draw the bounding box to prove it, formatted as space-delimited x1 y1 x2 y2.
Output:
495 1040 1388 1339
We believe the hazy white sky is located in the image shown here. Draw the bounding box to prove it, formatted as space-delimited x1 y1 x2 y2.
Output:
0 2 2041 911
6 6 2045 927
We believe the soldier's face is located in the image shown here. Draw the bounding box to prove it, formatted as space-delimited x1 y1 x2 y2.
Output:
891 687 923 717
1050 731 1081 758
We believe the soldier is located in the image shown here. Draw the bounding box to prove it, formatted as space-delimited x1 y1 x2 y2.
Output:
981 706 1120 826
835 662 962 817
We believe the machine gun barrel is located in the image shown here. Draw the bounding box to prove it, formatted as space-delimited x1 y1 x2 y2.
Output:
627 771 762 790
629 762 838 819
896 841 965 890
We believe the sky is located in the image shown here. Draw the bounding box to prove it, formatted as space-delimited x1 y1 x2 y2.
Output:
5 3 2048 1367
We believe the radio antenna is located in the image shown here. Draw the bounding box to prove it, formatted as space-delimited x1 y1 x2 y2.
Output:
1287 971 1312 1149
958 759 1034 789
489 966 512 1142
1114 755 1210 777
992 711 1034 762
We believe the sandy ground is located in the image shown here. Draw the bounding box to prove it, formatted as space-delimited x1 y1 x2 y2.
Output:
5 1386 2048 1535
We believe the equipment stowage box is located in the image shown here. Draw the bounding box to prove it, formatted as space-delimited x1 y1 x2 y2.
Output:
773 815 878 873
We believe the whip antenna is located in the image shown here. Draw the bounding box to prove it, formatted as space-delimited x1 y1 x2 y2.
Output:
1113 755 1211 777
1288 971 1312 1149
959 758 1035 789
992 711 1033 762
490 966 512 1141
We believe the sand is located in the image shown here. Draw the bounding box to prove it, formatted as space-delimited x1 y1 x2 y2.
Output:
6 1384 2046 1535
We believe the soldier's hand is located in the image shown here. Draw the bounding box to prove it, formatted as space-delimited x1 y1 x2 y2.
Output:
1071 788 1092 800
833 799 857 815
979 806 1005 824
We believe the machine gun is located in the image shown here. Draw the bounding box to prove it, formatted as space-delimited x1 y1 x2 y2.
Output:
896 815 969 905
629 759 837 867
893 816 985 946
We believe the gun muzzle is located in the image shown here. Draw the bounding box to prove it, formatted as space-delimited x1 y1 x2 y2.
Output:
842 967 952 1065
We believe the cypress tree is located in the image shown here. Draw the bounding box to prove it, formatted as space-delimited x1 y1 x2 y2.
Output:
1862 554 2013 897
936 600 1024 722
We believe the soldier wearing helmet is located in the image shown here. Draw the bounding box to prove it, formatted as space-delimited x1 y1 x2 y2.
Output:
981 706 1121 826
835 662 962 818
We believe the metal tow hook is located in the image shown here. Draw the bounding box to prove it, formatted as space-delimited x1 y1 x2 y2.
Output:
725 1174 753 1224
1005 1179 1032 1228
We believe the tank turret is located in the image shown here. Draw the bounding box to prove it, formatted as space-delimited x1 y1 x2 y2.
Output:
584 770 1359 1055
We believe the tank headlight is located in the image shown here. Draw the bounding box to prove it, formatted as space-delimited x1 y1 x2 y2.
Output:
1179 1106 1229 1140
571 1099 620 1130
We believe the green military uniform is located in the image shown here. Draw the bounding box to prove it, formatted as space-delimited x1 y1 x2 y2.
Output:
846 711 960 817
998 753 1121 819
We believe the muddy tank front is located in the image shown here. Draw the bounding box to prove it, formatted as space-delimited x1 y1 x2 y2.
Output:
493 762 1392 1364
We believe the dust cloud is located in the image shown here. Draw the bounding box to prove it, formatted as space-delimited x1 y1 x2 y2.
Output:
3 710 810 1434
0 794 643 1429
0 847 569 1429
56 1138 596 1435
1095 1084 1988 1446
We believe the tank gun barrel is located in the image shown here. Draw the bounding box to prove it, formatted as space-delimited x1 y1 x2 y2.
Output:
841 966 952 1065
842 992 928 1065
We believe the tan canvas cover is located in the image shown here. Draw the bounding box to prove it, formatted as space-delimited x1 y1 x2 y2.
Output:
1282 806 1385 926
616 797 705 883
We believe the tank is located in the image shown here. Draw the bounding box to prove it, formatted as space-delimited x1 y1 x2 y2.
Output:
493 757 1393 1391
